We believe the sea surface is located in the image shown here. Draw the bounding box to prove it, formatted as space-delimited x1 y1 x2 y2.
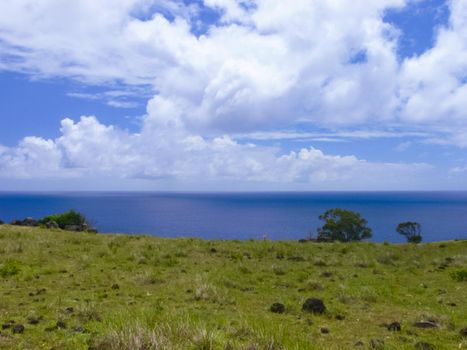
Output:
0 192 466 242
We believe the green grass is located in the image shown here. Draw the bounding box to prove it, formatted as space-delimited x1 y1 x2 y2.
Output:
0 225 466 350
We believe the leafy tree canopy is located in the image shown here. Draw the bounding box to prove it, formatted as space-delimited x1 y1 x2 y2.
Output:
396 221 422 243
317 208 372 242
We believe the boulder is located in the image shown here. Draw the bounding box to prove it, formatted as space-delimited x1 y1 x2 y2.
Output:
387 322 401 331
302 298 326 314
270 303 285 314
22 217 38 227
45 220 59 229
413 321 438 329
12 324 25 334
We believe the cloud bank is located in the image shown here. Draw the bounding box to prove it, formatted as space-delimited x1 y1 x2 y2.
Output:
0 0 466 189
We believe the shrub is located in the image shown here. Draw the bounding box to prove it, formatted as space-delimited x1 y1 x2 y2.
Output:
450 269 467 282
39 210 90 230
0 260 21 278
396 221 422 243
317 208 372 242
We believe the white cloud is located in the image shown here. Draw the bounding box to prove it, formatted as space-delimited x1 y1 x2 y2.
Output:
0 0 466 188
0 114 430 189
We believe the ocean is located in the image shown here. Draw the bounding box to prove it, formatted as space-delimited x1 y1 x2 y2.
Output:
0 192 466 242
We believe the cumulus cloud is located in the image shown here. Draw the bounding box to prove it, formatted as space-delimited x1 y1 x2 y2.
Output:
0 114 429 189
0 0 466 188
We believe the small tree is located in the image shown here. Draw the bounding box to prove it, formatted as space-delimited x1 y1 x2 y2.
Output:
396 221 422 243
317 208 372 242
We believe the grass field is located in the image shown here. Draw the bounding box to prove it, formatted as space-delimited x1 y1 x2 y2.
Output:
0 225 466 349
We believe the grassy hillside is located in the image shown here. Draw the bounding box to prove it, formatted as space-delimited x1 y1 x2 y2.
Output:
0 225 466 350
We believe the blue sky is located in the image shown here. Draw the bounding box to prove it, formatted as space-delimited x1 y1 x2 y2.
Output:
0 0 466 190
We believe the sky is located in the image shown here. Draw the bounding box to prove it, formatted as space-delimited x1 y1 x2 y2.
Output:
0 0 466 191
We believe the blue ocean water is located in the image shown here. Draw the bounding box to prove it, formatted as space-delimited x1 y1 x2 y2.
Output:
0 192 466 242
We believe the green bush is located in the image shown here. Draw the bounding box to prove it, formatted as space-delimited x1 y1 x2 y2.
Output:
450 269 467 282
39 210 88 229
0 260 21 278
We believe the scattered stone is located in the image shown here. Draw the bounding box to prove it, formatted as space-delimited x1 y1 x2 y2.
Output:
64 224 86 232
288 256 305 262
387 322 401 332
460 327 467 337
1 322 13 330
321 271 333 278
21 217 38 227
335 315 345 321
439 244 446 248
448 302 457 307
276 253 284 260
369 338 385 349
36 288 46 295
415 341 434 350
320 327 329 334
111 284 120 290
12 324 24 334
413 321 438 329
210 248 217 253
45 220 59 229
270 303 285 314
27 317 41 325
302 298 326 314
73 326 85 333
65 307 74 313
56 320 66 329
354 340 364 347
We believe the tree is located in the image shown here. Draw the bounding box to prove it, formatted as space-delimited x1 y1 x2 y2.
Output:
396 221 422 243
317 208 372 242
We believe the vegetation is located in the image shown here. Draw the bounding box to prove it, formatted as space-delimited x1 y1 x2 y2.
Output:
38 210 91 231
397 222 422 243
317 208 372 242
0 225 466 349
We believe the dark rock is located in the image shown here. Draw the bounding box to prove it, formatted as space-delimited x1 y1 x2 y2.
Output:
369 338 385 349
321 271 333 278
387 322 401 331
22 217 38 227
87 229 98 233
2 322 13 330
111 283 120 290
302 298 326 314
12 324 25 334
45 220 59 229
64 224 86 232
210 248 217 253
56 320 66 329
354 341 364 347
415 341 434 350
10 219 23 226
320 327 329 334
73 326 86 333
460 327 467 337
413 321 438 329
270 303 285 314
65 307 74 313
288 256 305 262
36 288 46 295
0 219 4 225
27 317 41 325
335 315 345 321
